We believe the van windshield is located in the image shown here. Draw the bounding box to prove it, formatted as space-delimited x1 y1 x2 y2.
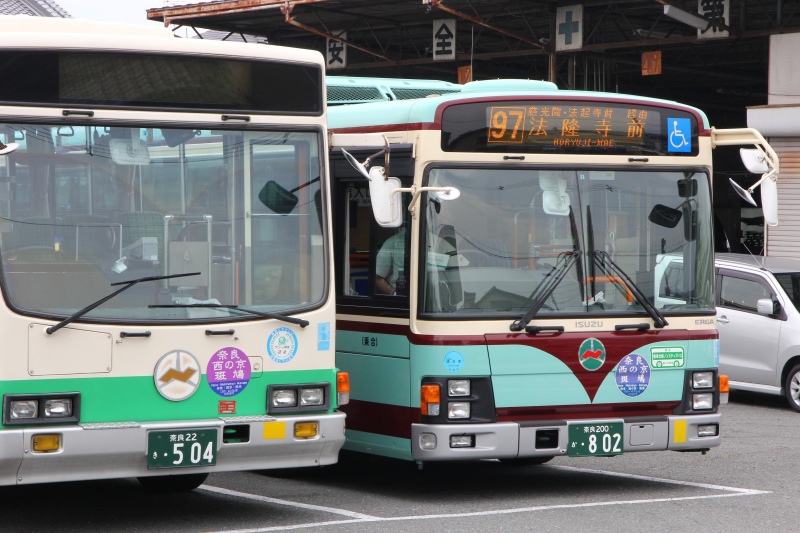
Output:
773 273 800 311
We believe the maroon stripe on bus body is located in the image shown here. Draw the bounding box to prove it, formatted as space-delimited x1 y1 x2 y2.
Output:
337 320 717 346
340 399 417 439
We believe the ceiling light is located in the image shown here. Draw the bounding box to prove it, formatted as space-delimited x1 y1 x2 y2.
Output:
663 5 712 31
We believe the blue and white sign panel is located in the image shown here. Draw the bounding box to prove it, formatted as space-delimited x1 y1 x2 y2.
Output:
615 354 651 397
668 118 692 153
326 30 347 70
433 19 456 61
556 5 583 52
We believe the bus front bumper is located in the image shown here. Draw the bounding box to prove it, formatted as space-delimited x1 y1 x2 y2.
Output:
411 413 721 461
0 412 346 486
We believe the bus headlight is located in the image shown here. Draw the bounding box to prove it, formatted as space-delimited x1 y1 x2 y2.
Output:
448 401 470 419
44 398 73 418
692 393 713 410
448 379 470 397
692 371 714 389
3 393 80 425
267 383 331 413
271 389 297 408
10 400 37 420
300 388 324 406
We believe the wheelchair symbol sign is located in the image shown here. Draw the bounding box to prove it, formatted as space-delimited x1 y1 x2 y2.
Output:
668 118 692 153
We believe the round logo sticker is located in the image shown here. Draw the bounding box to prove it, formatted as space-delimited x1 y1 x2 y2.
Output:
615 354 651 397
154 350 201 401
443 351 464 372
578 338 606 371
206 347 252 397
267 327 298 363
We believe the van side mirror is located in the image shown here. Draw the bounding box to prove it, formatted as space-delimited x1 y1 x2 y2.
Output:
756 298 779 316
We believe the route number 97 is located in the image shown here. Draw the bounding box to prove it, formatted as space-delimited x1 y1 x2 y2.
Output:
488 106 527 144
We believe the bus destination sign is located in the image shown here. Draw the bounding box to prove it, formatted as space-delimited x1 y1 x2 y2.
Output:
441 100 699 156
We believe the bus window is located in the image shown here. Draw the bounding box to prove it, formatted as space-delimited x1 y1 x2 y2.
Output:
340 181 410 301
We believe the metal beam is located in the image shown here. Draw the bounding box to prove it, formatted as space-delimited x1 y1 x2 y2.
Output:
427 0 546 50
282 5 393 62
147 0 328 25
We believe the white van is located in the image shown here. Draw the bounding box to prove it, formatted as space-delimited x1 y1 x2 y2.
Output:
714 253 800 412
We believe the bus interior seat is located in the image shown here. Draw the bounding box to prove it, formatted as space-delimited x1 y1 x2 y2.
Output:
117 211 164 262
62 214 117 262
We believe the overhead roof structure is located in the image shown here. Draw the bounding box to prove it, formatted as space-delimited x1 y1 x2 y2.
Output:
146 1 800 124
0 0 71 18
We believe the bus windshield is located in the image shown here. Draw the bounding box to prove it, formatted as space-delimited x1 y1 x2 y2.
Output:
420 166 713 318
0 123 325 322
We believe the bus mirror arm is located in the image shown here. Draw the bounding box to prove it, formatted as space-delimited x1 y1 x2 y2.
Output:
394 185 461 214
342 149 460 227
711 127 780 226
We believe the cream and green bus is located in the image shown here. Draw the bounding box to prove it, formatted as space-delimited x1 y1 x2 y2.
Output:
0 16 347 491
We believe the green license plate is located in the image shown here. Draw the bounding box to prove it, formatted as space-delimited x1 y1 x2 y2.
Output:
147 429 217 469
568 422 623 457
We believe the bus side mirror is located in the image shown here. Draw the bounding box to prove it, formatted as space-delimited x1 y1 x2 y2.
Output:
342 149 403 227
761 175 778 227
733 148 778 226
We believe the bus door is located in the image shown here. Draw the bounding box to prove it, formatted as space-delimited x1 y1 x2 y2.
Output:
331 147 415 455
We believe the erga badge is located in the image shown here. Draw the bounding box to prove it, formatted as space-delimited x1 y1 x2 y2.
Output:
267 327 299 363
578 338 606 371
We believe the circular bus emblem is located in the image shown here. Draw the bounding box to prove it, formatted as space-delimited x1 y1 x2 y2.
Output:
615 354 651 397
267 327 298 363
154 350 201 401
578 338 606 371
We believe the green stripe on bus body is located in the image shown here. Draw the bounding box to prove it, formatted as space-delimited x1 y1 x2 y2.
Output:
0 368 338 427
342 429 412 460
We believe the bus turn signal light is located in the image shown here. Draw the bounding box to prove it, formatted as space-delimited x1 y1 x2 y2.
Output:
421 384 440 416
719 374 729 405
337 371 350 405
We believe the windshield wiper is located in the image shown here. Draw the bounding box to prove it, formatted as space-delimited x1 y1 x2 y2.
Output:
149 303 309 328
46 272 201 335
510 207 583 332
593 251 669 328
509 250 580 332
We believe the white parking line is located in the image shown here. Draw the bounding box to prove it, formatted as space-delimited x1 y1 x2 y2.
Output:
199 485 377 520
202 465 770 533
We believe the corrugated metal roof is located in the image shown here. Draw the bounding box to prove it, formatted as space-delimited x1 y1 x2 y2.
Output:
0 0 71 17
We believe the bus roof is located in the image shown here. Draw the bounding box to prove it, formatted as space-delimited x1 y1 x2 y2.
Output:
327 76 462 105
0 15 324 66
327 78 710 131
